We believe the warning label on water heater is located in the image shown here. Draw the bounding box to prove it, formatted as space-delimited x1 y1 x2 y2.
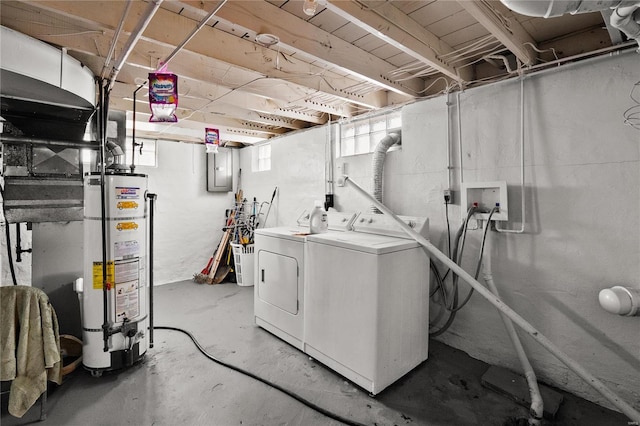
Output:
92 261 115 289
115 240 140 259
115 187 140 200
114 259 140 320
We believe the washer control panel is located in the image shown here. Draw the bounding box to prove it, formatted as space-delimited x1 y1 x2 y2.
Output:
353 213 428 238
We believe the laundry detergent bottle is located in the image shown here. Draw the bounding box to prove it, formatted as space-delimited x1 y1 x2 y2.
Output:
309 200 328 234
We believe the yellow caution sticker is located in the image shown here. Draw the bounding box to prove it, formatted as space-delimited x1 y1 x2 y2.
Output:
93 261 115 289
116 221 139 231
117 201 139 210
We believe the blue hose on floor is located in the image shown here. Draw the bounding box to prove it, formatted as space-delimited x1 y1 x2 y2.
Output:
155 326 368 426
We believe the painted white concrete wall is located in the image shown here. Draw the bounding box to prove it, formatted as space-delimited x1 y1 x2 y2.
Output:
238 126 332 229
144 141 237 285
239 51 640 411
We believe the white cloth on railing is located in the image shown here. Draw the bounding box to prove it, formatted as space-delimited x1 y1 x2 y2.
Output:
1 285 62 418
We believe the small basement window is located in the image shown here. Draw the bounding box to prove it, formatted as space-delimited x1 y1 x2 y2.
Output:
339 111 401 157
125 137 157 167
252 143 271 172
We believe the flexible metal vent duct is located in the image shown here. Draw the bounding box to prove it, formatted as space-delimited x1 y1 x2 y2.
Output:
500 0 640 47
371 132 401 213
500 0 636 18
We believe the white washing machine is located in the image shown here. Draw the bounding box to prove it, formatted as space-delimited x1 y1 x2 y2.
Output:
253 211 357 350
304 213 430 395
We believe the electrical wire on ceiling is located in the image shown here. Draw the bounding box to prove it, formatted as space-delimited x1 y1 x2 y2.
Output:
388 60 430 76
456 47 511 70
415 76 458 95
439 35 502 63
390 67 440 82
480 0 513 31
35 30 104 37
523 41 559 62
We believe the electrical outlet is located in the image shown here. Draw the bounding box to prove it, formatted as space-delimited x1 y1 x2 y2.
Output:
443 189 452 204
461 181 508 221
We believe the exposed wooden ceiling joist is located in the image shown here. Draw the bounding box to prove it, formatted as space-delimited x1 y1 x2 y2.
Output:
75 52 328 125
0 0 623 145
23 0 386 110
181 0 425 97
111 82 306 130
111 96 286 139
457 0 538 66
324 0 472 83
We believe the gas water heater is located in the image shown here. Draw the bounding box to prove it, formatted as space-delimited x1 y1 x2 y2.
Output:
80 172 151 376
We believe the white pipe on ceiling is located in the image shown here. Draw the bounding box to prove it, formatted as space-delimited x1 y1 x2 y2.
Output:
159 0 228 70
100 0 133 80
107 0 164 91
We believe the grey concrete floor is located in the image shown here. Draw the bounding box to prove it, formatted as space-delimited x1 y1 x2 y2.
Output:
2 280 628 426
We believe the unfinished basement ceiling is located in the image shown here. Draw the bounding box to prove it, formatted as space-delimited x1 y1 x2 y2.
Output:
0 0 634 144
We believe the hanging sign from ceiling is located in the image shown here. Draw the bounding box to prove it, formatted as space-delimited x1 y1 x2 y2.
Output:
148 72 178 122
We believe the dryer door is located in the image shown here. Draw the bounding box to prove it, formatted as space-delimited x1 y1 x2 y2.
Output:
257 250 299 314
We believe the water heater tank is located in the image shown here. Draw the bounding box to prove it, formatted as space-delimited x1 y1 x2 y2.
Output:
82 172 149 375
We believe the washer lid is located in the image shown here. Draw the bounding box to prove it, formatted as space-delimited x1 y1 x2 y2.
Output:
306 231 419 254
255 226 309 242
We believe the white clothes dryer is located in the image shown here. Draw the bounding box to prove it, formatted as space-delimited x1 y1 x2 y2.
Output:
304 213 430 395
253 211 357 350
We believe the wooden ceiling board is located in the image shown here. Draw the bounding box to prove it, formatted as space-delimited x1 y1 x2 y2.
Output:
369 42 408 61
308 9 350 33
1 0 627 144
277 0 328 21
520 13 605 43
160 1 186 16
331 21 371 44
442 23 493 50
352 33 389 53
426 9 479 38
390 0 438 15
408 1 464 28
385 51 423 68
266 0 289 7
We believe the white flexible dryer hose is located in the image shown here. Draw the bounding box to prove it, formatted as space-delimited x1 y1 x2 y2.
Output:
483 233 543 425
371 132 401 213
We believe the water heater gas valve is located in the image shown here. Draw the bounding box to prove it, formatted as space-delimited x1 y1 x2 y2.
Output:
598 286 640 316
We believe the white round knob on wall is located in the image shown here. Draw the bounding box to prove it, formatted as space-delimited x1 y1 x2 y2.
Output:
598 286 639 316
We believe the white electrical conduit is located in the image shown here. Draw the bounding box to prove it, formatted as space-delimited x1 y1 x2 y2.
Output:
371 132 401 213
483 55 514 74
338 175 640 423
100 0 132 80
457 91 464 186
496 77 526 233
482 231 543 425
446 92 452 190
106 0 164 91
159 0 228 70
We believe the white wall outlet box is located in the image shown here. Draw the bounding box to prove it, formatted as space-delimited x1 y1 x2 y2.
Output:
461 181 508 222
